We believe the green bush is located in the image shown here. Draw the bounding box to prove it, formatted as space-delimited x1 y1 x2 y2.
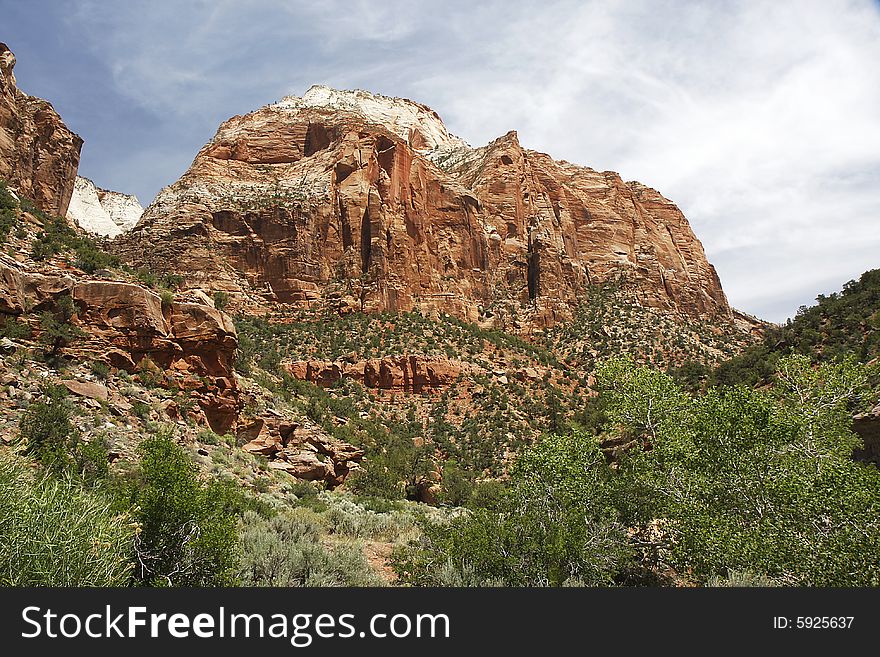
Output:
132 400 151 419
0 316 32 340
18 386 80 471
121 432 240 587
90 360 110 380
237 509 383 586
159 289 175 310
394 431 633 586
18 384 109 480
213 290 230 311
161 274 184 290
74 242 118 273
38 294 85 357
0 181 18 211
437 461 474 507
30 212 119 272
0 451 133 586
349 433 435 501
134 268 158 288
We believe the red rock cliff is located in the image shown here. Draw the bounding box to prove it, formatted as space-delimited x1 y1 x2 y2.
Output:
120 86 730 327
0 43 82 216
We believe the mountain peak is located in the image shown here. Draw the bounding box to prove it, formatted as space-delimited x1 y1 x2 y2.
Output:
273 85 468 151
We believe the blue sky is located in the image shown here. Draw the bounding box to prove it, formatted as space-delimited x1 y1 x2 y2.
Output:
3 0 880 323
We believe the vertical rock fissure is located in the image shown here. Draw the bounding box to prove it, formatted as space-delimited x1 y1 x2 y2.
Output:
527 231 539 301
339 202 352 250
361 201 372 274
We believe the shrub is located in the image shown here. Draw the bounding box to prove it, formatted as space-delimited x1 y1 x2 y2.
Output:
0 451 133 586
90 360 110 380
0 181 18 211
38 294 85 357
213 290 230 311
74 242 118 273
18 384 110 482
161 274 184 290
132 401 151 419
135 268 158 288
159 289 175 310
29 211 119 271
349 433 435 501
237 509 383 586
0 316 31 340
437 461 474 507
19 385 79 471
122 432 240 587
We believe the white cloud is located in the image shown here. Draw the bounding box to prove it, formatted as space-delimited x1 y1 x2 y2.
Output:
63 0 880 322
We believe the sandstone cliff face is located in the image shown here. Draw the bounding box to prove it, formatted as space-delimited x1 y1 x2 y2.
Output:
67 176 142 237
120 85 731 327
0 44 82 217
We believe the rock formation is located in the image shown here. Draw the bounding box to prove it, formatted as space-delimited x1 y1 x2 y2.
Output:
238 413 363 487
0 43 82 216
0 255 239 432
67 176 142 237
119 85 732 328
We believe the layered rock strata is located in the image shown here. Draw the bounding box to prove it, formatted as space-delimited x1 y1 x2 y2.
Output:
0 256 239 432
120 85 732 328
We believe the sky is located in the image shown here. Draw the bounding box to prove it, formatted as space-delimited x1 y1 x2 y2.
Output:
2 0 879 323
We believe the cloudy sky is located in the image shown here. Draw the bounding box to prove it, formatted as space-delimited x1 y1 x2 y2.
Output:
3 0 879 322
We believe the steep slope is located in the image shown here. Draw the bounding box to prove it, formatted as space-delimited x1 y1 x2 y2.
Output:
119 85 733 329
0 43 81 216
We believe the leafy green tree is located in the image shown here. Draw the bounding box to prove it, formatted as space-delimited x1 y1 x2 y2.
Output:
351 432 435 500
39 293 85 357
395 431 633 586
122 432 240 586
598 355 880 586
437 460 475 507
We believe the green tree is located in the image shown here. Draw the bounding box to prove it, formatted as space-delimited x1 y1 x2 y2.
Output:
598 355 880 586
123 432 240 586
394 431 633 586
39 293 85 357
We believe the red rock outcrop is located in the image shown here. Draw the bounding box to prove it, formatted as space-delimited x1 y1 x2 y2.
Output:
118 85 734 329
285 355 465 393
238 413 363 487
0 43 82 216
0 256 240 432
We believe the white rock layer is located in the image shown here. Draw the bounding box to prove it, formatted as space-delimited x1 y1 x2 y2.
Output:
274 85 469 152
66 176 142 238
98 188 143 232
